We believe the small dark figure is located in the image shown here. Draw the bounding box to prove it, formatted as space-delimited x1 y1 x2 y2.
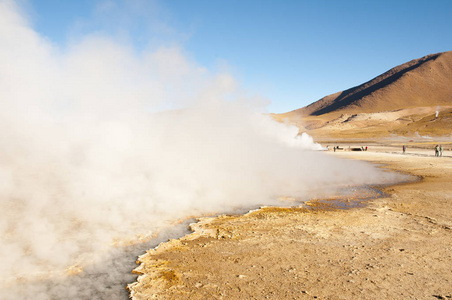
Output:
334 146 336 152
365 146 368 151
403 145 406 154
435 145 439 157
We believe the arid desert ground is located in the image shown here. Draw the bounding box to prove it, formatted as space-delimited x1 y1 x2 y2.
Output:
129 144 452 299
129 51 452 299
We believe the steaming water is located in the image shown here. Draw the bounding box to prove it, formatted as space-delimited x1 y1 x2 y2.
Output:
4 183 410 300
4 220 194 300
0 1 406 299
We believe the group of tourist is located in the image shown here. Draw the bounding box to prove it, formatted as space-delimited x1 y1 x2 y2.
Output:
402 144 444 157
331 146 367 152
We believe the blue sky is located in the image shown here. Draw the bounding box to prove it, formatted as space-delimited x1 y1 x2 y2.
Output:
24 0 452 113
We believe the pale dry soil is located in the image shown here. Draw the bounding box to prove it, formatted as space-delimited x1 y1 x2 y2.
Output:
129 149 452 299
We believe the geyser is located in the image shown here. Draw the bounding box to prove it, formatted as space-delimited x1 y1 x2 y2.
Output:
0 1 402 298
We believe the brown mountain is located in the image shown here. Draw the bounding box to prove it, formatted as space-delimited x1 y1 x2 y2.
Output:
274 51 452 139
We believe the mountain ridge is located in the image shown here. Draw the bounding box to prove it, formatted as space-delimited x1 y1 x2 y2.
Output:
285 51 452 117
273 51 452 138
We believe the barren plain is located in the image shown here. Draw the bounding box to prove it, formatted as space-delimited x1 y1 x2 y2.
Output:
129 146 452 299
130 50 452 299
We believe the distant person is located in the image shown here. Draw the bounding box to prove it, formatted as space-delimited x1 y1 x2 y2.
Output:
334 146 336 152
403 145 406 154
435 145 439 157
365 146 368 151
440 145 443 157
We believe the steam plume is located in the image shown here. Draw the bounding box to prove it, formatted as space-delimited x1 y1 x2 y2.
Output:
0 1 401 298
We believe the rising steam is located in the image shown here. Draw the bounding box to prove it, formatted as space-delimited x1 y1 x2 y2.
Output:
0 1 401 298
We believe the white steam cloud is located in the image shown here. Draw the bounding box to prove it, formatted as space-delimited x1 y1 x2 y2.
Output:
0 1 400 298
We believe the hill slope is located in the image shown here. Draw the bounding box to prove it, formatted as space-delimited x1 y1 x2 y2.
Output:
274 51 452 139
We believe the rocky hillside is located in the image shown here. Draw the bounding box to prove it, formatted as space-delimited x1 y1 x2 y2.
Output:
274 51 452 139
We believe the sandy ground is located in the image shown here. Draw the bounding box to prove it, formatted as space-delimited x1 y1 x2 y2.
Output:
129 147 452 299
